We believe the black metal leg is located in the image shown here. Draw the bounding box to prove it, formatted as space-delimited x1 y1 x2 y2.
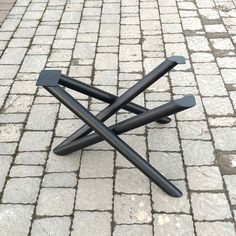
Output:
54 95 196 155
57 56 185 147
45 85 183 198
59 75 171 124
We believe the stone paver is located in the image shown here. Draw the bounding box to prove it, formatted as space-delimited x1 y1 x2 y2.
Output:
0 0 236 235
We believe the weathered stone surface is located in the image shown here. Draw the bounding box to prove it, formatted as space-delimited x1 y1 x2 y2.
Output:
191 193 231 220
19 131 52 151
196 75 227 96
152 180 190 213
115 168 150 194
150 152 184 179
212 128 236 151
182 140 215 165
80 150 114 178
178 121 211 140
187 166 223 190
37 188 75 216
71 211 111 236
148 128 180 151
26 104 58 130
2 178 41 203
75 178 113 211
114 194 152 224
14 152 47 165
195 222 236 236
10 165 43 177
0 204 34 236
153 214 195 236
31 217 71 236
203 97 234 116
42 173 77 188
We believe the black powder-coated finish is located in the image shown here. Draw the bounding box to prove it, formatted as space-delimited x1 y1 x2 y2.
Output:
36 56 195 198
45 85 183 198
54 96 195 155
58 56 185 146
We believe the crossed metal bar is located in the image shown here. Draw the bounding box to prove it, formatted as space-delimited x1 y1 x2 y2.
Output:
36 56 196 198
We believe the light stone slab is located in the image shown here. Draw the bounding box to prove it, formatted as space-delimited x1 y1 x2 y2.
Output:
0 204 34 236
114 194 152 224
75 178 113 210
71 211 111 236
187 166 223 190
154 214 195 236
31 217 71 236
37 188 75 216
2 178 41 203
191 193 231 220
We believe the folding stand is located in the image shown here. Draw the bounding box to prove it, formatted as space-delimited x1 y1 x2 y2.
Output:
36 56 196 198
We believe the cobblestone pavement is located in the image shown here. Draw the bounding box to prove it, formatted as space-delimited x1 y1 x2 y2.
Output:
0 0 16 26
0 0 236 235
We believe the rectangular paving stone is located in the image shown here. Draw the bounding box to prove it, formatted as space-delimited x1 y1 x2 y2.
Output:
73 42 96 59
0 48 27 65
178 121 211 140
0 204 34 236
212 128 236 151
55 119 84 137
149 152 184 179
4 95 34 113
193 63 219 74
182 140 215 165
0 124 23 142
148 128 180 151
217 57 236 68
202 97 234 116
114 194 152 224
31 217 71 236
71 211 111 236
152 180 190 213
115 168 150 194
42 172 77 188
196 75 227 97
14 152 47 165
0 65 19 79
0 143 17 155
195 222 236 236
191 192 231 221
75 178 113 211
46 138 81 172
95 53 118 70
187 166 223 191
10 165 43 177
26 104 59 130
19 131 52 151
2 177 41 204
154 214 195 236
10 80 37 94
20 55 47 73
36 188 75 216
80 150 114 178
186 36 210 51
119 44 142 61
221 69 236 84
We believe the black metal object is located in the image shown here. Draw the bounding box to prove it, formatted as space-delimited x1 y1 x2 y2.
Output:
36 56 196 198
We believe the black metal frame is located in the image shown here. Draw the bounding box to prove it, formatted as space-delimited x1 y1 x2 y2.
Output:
36 56 196 198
